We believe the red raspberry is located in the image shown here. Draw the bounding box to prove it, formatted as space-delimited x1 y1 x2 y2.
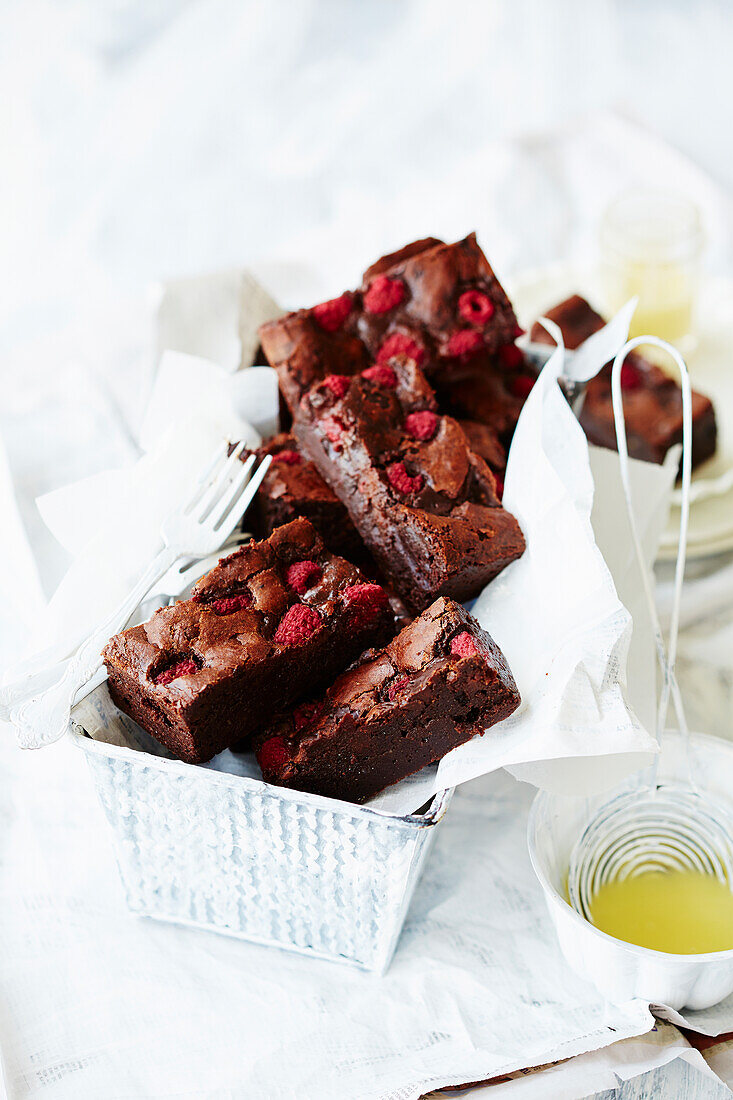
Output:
273 449 301 466
362 364 398 389
321 415 346 450
343 583 389 627
274 603 322 646
387 461 424 495
257 736 291 773
292 700 324 732
620 361 642 391
376 333 425 367
493 474 504 501
312 293 353 332
512 323 526 339
154 658 199 686
446 329 484 359
210 593 252 615
450 631 478 658
323 374 351 399
458 289 495 325
509 375 535 399
363 275 405 314
404 410 439 441
387 675 409 702
286 559 322 595
498 343 524 370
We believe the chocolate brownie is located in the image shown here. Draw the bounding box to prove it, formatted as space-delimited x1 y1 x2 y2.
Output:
258 234 520 415
530 295 717 468
249 433 365 560
456 418 507 498
102 519 394 765
254 597 521 803
293 355 525 613
456 418 506 476
436 348 538 449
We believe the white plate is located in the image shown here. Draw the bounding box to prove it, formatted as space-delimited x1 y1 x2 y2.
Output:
508 265 733 561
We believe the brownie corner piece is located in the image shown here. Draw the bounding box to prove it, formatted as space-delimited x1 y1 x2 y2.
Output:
359 231 519 362
254 597 520 803
102 518 394 765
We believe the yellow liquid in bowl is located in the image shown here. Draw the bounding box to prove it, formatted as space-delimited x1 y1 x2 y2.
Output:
589 870 733 954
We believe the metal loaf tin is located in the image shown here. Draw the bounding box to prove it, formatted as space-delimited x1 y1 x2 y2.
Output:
71 684 452 972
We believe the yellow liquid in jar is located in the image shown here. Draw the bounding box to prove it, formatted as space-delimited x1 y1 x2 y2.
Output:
605 259 695 345
589 870 733 954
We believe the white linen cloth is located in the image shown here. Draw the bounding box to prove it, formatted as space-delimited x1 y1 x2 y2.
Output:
1 726 732 1100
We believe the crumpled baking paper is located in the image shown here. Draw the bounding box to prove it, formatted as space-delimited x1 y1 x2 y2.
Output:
153 268 283 373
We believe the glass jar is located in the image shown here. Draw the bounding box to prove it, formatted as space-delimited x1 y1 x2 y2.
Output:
600 189 704 351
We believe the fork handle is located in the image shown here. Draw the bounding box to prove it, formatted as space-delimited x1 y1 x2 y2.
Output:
12 545 178 749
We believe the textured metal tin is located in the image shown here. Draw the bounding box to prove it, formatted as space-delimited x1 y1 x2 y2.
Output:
71 685 452 972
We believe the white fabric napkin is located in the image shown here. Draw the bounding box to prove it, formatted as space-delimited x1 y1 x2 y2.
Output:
0 727 653 1100
153 268 282 374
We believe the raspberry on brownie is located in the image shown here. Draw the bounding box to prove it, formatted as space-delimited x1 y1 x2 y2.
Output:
254 597 521 803
530 295 717 468
293 357 525 613
102 519 395 765
258 234 519 414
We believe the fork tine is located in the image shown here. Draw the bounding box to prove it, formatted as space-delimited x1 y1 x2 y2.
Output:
211 455 272 534
181 440 229 515
193 444 252 523
208 453 269 532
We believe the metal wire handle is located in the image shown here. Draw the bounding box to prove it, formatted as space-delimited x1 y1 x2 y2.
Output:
609 336 693 771
567 336 733 920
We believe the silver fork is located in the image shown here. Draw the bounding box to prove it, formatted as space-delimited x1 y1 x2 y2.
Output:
11 442 271 749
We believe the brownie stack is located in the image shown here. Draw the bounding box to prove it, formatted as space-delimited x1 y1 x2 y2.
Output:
103 235 535 801
259 233 527 613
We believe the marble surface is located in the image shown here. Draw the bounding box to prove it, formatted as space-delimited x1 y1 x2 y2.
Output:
2 2 733 1097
